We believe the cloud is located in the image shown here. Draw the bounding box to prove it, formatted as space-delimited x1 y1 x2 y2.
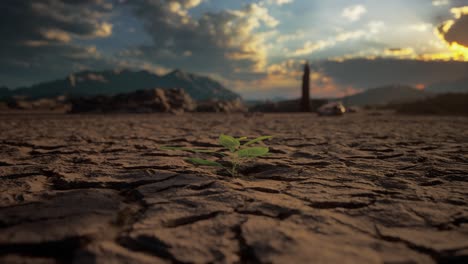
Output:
383 48 416 58
409 23 433 32
233 58 362 99
267 59 303 76
266 0 294 6
1 0 283 87
276 30 305 43
342 5 367 22
41 29 72 43
125 0 279 80
318 58 468 89
229 59 302 99
329 6 468 63
292 40 334 56
432 0 450 6
93 22 113 38
433 5 468 61
0 0 114 87
232 57 468 99
2 0 467 98
367 21 385 33
290 22 382 57
441 7 468 46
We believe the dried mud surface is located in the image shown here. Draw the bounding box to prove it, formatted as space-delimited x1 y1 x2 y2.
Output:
0 113 467 264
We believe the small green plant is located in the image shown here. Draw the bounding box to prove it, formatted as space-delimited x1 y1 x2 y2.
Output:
160 134 273 177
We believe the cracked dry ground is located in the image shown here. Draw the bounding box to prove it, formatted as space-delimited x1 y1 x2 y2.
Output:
0 113 467 264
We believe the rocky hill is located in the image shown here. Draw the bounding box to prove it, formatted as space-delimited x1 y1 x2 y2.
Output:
341 85 430 106
394 93 468 115
426 77 468 94
5 69 240 101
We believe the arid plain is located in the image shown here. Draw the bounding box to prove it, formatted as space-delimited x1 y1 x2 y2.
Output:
0 112 467 263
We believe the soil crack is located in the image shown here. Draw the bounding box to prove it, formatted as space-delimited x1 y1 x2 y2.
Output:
0 236 91 264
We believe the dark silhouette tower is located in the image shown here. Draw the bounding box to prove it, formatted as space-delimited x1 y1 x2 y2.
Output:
301 62 310 112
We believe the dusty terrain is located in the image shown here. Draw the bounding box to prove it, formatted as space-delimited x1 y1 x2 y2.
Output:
0 112 467 263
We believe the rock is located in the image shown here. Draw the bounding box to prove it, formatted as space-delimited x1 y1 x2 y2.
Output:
196 98 247 113
5 96 69 111
318 102 346 116
69 88 196 114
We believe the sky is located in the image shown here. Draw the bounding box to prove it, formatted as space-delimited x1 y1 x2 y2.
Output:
1 0 468 99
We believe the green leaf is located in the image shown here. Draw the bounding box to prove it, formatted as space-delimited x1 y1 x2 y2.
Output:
185 158 223 167
219 134 240 152
237 137 248 141
160 146 217 153
243 136 273 146
237 147 269 158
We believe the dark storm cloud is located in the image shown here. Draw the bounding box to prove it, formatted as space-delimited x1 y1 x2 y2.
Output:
122 0 276 81
451 0 468 7
435 4 468 48
316 58 468 88
444 14 468 46
0 0 113 87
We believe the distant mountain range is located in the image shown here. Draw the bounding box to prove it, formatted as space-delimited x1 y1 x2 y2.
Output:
1 69 240 101
340 85 431 106
2 69 466 105
426 77 468 94
341 78 468 107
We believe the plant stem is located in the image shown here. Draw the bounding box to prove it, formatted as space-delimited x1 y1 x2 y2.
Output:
231 162 238 177
229 154 239 177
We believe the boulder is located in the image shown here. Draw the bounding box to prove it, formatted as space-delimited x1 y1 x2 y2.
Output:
318 102 346 116
69 88 196 114
6 96 68 111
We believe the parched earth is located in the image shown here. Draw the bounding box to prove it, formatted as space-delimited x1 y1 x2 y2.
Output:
0 113 467 264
